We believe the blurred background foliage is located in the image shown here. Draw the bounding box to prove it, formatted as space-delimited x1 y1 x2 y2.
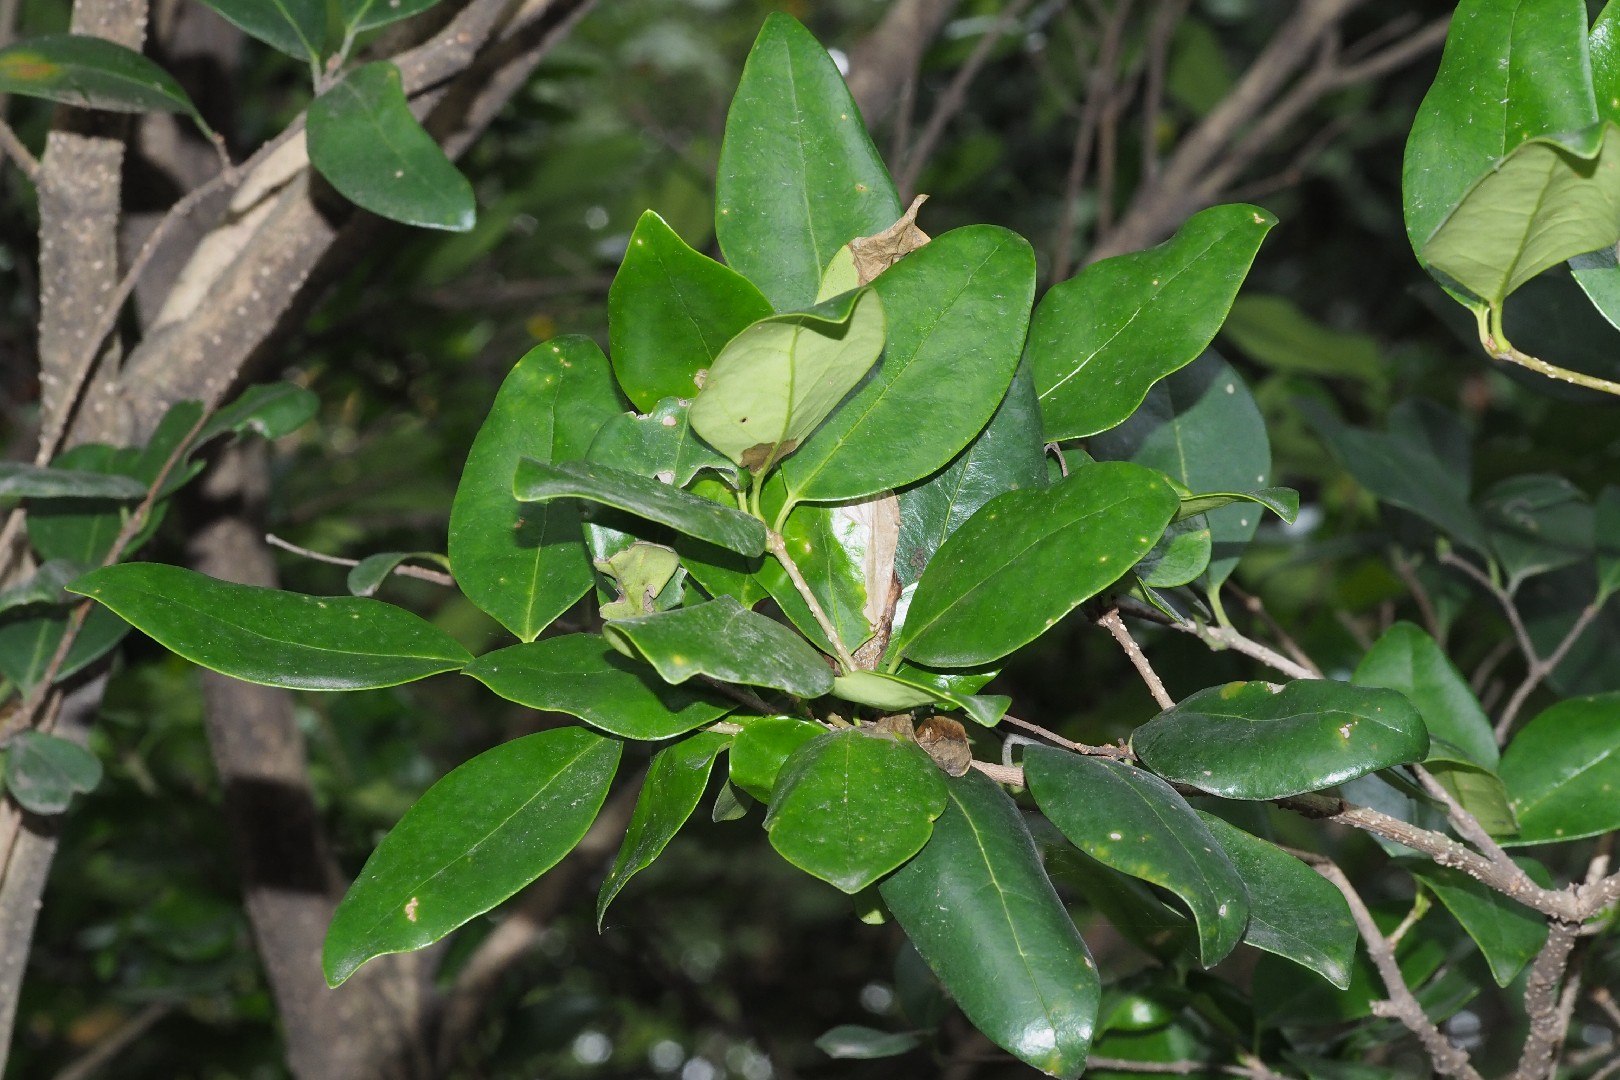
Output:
9 0 1620 1075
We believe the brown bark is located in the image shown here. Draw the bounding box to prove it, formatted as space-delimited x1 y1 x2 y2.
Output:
845 0 961 125
189 444 432 1080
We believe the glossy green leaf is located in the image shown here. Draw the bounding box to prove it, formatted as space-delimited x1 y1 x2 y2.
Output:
1090 351 1273 590
515 458 765 557
449 337 622 641
1567 243 1620 330
1500 693 1620 844
0 464 147 500
688 289 885 476
1403 0 1597 260
0 34 202 122
729 716 824 801
814 1025 919 1060
781 226 1036 503
1133 681 1430 800
587 399 734 489
1427 758 1519 837
324 728 619 985
307 63 475 232
1597 1 1620 124
895 461 1178 667
1479 473 1593 592
344 552 449 598
714 13 902 310
69 564 470 691
1353 622 1498 768
609 211 773 411
1405 859 1548 986
464 634 732 740
1030 204 1274 441
1026 750 1247 968
755 495 872 656
1423 124 1620 309
0 603 128 691
1301 397 1487 553
603 596 833 698
197 381 319 445
1134 515 1212 589
3 732 102 815
1195 813 1355 988
339 0 443 37
1175 487 1297 524
198 0 325 64
828 668 1007 726
895 356 1047 587
765 729 946 893
880 770 1098 1077
598 731 731 925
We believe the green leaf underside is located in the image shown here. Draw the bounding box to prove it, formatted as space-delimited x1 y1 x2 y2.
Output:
464 635 732 740
69 564 470 691
1175 487 1297 523
1423 125 1620 308
0 603 128 690
1196 812 1356 989
688 289 885 476
1353 622 1498 768
609 210 773 411
729 716 824 801
1403 0 1597 259
324 727 619 985
815 1025 920 1060
3 731 103 815
449 337 623 641
603 596 834 698
896 461 1178 667
339 0 443 36
1133 681 1430 800
714 12 903 310
346 552 445 598
1405 859 1548 986
895 356 1048 588
1500 693 1620 844
829 668 1007 725
598 731 731 925
307 62 475 232
781 226 1036 503
1025 750 1248 968
198 382 319 444
0 34 201 119
199 0 325 63
514 457 765 556
765 729 947 893
1030 203 1274 442
0 465 148 500
880 771 1098 1078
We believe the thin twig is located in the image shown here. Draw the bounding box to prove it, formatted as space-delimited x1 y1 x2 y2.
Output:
1469 636 1517 696
1226 583 1323 676
50 1002 174 1080
1099 608 1173 709
897 0 1036 197
1390 549 1444 644
1413 764 1530 885
1138 0 1188 185
0 117 38 181
263 533 456 587
1313 859 1484 1080
1050 1 1130 280
1117 597 1318 681
999 713 1130 759
1595 986 1620 1030
766 530 855 672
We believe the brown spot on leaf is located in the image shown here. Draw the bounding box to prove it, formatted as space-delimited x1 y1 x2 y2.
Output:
0 54 58 81
915 715 971 777
740 439 795 472
850 194 931 285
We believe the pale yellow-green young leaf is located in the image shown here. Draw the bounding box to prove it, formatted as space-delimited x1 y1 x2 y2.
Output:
1423 123 1620 308
689 289 885 476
